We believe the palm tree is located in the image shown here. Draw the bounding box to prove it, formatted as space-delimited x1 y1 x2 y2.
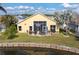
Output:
0 6 7 14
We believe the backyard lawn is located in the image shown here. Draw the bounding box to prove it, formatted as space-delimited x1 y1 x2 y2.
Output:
0 33 79 48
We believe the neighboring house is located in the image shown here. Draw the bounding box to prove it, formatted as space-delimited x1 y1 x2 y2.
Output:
76 25 79 32
75 24 79 33
73 15 79 37
17 13 59 34
68 21 77 31
75 15 79 33
60 21 76 32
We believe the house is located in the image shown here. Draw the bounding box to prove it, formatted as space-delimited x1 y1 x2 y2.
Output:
68 21 77 32
17 13 59 35
75 23 79 37
74 15 79 33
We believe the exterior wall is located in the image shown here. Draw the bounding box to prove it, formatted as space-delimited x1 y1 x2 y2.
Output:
17 14 59 33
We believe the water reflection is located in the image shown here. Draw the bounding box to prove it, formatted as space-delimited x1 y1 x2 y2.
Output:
0 47 78 55
3 50 31 55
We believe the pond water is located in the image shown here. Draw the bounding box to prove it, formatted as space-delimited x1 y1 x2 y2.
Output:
0 47 78 55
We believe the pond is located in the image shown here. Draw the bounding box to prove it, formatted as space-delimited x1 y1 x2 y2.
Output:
0 47 78 55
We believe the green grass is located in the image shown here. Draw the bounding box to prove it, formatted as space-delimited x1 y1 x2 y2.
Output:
0 33 79 48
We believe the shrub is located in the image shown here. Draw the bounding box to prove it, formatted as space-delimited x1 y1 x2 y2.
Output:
59 28 66 33
3 24 17 39
69 29 75 33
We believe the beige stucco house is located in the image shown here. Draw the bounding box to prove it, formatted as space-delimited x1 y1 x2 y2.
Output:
17 13 59 34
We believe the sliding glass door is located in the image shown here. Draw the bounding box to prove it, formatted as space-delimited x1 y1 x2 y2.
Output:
34 21 47 34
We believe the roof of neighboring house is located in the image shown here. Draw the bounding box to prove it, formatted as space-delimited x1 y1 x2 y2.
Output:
17 13 56 24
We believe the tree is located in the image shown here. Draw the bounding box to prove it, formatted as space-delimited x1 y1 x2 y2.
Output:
0 15 18 28
53 9 76 35
0 15 18 39
53 12 61 24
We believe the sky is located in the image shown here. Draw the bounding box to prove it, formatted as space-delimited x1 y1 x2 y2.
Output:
0 3 79 15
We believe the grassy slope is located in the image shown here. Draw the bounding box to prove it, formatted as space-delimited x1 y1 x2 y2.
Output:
0 33 79 48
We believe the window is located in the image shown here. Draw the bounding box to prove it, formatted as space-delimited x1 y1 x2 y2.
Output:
19 26 22 31
29 26 32 31
29 26 32 34
50 25 55 32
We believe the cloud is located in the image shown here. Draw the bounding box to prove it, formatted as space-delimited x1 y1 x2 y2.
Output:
30 6 34 10
33 7 56 14
72 4 79 8
5 7 14 10
39 7 43 9
34 7 45 13
14 5 34 10
62 3 71 8
4 6 57 15
62 3 79 8
37 7 44 10
73 7 79 14
18 6 24 9
46 8 56 10
61 3 79 14
5 5 35 14
14 5 29 9
19 10 26 13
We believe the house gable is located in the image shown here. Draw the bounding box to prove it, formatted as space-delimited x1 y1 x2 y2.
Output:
18 13 56 25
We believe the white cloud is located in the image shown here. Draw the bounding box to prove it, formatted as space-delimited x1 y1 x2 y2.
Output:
14 5 29 9
34 7 45 13
18 6 24 9
30 6 34 10
62 3 72 8
24 6 29 9
74 7 79 14
5 7 14 10
62 3 79 8
72 4 79 8
14 5 34 10
61 3 79 14
19 10 25 13
37 7 43 10
46 8 56 10
5 6 30 10
4 5 58 15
